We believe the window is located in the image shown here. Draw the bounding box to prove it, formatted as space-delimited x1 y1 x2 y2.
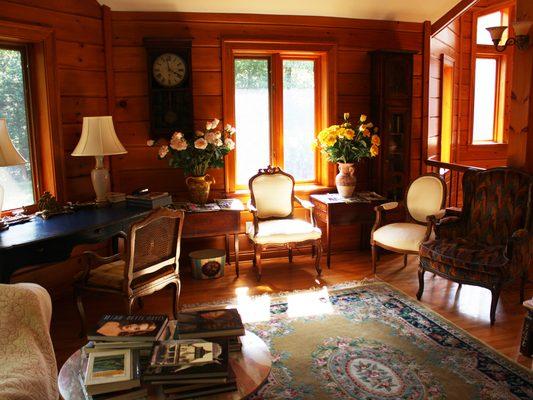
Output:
471 7 510 144
234 56 319 186
0 46 35 209
223 40 334 192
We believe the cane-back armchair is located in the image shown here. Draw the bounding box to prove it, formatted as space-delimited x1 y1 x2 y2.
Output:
74 207 185 335
418 167 533 325
371 173 447 273
247 166 322 281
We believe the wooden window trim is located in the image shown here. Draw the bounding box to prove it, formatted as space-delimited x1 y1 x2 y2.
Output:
469 3 514 146
222 38 337 193
0 19 65 206
440 54 455 163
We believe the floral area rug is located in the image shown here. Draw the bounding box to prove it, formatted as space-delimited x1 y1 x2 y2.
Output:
227 281 532 400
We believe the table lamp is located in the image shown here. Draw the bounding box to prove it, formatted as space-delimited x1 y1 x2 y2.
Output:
0 118 26 229
71 116 127 203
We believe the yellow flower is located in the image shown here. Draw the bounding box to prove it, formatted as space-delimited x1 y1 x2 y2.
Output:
370 144 379 157
363 128 371 137
336 127 346 138
371 134 381 146
344 129 355 140
360 114 367 122
323 133 337 147
311 139 319 149
343 112 350 121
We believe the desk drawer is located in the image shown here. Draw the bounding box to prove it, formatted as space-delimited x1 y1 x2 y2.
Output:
182 211 240 237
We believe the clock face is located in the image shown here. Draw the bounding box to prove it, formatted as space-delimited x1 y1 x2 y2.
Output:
152 53 187 87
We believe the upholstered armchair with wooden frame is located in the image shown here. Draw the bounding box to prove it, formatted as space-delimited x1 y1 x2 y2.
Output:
74 208 185 336
371 173 447 273
247 166 323 281
418 167 533 325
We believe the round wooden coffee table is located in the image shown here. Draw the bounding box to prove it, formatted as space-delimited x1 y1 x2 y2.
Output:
58 330 271 400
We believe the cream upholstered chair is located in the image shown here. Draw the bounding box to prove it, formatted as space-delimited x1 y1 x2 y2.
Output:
371 173 446 273
247 166 322 280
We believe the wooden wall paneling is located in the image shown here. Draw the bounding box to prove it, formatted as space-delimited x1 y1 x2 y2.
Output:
421 21 432 172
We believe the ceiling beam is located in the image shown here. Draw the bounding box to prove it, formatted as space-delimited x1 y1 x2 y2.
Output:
431 0 479 36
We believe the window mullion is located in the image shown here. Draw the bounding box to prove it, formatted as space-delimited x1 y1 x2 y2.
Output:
271 53 284 168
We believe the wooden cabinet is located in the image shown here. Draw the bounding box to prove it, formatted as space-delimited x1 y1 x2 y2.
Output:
370 50 416 201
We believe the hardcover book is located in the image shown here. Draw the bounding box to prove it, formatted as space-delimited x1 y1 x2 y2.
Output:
88 314 168 342
159 309 244 340
150 340 222 367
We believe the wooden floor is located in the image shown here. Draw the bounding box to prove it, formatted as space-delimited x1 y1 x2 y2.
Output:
50 249 532 370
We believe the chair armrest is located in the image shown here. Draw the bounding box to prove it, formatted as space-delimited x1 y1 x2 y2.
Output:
246 200 259 237
79 251 123 283
434 216 464 240
371 202 400 239
247 199 257 213
423 209 447 241
295 196 315 225
506 229 532 266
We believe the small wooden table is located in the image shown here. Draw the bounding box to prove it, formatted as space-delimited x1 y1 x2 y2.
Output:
58 330 271 400
310 192 386 268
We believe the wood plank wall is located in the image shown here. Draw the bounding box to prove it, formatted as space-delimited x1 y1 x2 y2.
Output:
107 12 426 196
428 0 512 169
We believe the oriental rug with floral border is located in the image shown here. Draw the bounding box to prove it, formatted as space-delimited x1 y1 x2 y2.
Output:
188 281 532 400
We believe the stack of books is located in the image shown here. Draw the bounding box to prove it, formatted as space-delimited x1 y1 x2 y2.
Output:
81 314 169 400
126 192 173 209
143 339 236 399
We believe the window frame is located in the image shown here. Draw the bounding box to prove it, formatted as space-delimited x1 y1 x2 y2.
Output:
222 39 337 193
440 54 455 162
470 3 513 145
0 43 40 209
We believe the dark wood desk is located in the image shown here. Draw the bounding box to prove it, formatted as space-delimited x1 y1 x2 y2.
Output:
310 192 386 268
0 204 242 283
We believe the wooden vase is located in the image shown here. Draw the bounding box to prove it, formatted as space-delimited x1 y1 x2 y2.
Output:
185 174 215 205
335 162 356 198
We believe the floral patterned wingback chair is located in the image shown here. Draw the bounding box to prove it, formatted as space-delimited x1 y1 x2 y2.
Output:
417 167 533 325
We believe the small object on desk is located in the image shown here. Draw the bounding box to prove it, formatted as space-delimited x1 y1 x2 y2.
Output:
215 199 245 211
126 192 172 209
189 249 226 280
106 192 126 203
2 214 32 226
187 203 221 212
37 191 73 219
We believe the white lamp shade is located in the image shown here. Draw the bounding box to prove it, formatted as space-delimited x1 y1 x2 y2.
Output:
0 118 26 167
72 116 127 156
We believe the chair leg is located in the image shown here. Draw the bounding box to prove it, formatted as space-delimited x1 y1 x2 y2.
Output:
74 288 87 338
288 247 293 263
253 246 257 267
371 245 377 274
416 267 425 300
490 284 502 326
126 297 135 315
403 254 408 268
314 239 322 277
172 280 181 319
520 271 527 304
255 244 262 281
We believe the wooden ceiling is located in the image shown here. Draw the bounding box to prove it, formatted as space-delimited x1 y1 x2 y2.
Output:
97 0 461 23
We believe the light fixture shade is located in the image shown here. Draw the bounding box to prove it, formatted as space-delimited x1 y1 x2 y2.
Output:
486 26 508 42
0 118 26 167
72 116 127 156
512 21 533 36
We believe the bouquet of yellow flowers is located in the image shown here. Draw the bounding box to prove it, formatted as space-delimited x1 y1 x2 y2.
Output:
314 113 380 163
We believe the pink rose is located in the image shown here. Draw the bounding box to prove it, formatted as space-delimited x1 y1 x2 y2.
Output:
205 131 217 144
146 139 155 147
195 130 204 137
170 137 187 151
158 145 169 158
194 138 208 150
211 118 220 129
171 131 183 141
224 138 235 150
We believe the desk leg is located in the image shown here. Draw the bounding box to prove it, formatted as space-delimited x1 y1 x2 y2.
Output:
225 235 231 265
234 234 240 277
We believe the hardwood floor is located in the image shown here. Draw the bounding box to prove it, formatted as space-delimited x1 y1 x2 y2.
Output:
50 249 532 370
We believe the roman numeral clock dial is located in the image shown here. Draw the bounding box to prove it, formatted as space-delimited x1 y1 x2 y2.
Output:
144 39 194 139
152 53 187 87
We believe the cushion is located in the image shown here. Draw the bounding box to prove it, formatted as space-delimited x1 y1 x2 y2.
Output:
420 238 508 274
247 219 322 245
373 223 434 252
407 175 445 223
251 173 294 218
77 260 176 291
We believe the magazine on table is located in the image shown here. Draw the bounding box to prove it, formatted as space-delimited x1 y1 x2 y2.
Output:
150 340 222 368
88 314 168 342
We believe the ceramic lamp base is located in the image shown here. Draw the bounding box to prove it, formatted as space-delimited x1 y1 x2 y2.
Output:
91 156 111 203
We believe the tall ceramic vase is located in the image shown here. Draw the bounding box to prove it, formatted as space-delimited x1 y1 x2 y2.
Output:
185 174 215 205
335 163 356 198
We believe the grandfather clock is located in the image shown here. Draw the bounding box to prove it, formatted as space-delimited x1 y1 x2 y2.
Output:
369 50 416 201
144 38 194 139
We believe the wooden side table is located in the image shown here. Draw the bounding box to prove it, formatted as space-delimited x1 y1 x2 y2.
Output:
310 192 386 268
58 330 271 400
181 210 242 276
